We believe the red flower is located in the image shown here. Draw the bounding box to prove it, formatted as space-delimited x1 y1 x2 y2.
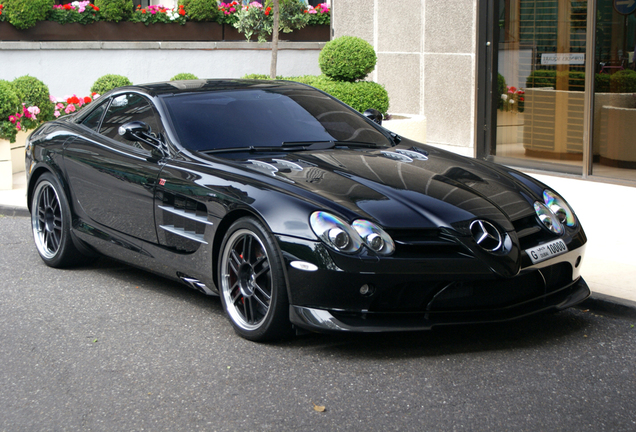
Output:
178 8 185 15
141 8 146 13
67 96 80 104
63 4 72 10
520 97 525 102
84 96 92 104
265 6 271 15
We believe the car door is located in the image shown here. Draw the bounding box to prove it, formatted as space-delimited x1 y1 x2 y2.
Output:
64 92 164 244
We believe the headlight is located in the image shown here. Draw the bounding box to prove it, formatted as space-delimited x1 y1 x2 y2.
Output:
543 190 576 227
310 211 362 254
352 220 395 255
309 212 395 255
534 202 564 235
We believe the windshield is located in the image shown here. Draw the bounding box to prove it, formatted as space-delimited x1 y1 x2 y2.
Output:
159 86 391 152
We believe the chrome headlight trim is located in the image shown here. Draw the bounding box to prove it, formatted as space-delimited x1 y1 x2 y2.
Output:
352 219 396 255
309 211 362 254
543 189 576 227
534 201 564 235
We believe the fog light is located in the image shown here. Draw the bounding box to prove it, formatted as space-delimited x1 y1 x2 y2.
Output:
360 284 375 296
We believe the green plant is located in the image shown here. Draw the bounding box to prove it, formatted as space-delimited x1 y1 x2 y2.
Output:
497 73 506 110
234 2 273 42
94 0 133 22
0 80 22 143
90 74 132 94
12 75 54 123
49 2 100 25
595 73 610 92
130 4 186 25
610 69 636 93
267 0 309 33
171 73 199 80
180 0 218 22
243 74 390 115
2 0 54 30
319 36 377 82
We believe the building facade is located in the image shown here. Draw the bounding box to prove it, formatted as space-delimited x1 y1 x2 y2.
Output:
332 0 636 185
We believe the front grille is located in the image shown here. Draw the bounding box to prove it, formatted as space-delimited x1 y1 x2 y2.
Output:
511 213 556 250
387 229 470 258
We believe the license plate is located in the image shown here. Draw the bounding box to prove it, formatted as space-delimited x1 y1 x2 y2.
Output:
526 239 568 264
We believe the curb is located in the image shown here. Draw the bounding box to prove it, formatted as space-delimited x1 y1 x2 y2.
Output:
0 204 29 218
579 293 636 319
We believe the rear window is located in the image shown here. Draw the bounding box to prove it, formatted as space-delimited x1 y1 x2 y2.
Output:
160 87 390 151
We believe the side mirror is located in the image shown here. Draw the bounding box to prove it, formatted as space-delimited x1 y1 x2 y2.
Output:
118 121 150 141
364 109 383 125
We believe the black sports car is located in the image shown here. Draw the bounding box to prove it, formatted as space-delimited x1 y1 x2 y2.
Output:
25 80 589 341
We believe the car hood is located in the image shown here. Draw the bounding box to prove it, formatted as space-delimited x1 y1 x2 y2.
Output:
231 143 540 233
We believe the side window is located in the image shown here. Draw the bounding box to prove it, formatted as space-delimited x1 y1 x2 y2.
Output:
99 93 162 151
81 100 108 131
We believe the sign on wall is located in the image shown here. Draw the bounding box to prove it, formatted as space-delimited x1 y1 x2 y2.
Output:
540 53 586 65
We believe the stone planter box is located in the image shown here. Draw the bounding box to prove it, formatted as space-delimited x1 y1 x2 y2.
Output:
0 21 329 42
0 131 29 190
0 139 13 190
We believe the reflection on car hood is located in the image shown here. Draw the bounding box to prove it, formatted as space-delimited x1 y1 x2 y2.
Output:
237 143 539 232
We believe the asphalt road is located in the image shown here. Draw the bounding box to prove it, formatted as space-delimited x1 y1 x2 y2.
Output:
1 214 635 431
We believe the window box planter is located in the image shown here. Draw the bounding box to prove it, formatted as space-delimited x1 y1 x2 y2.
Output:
0 21 223 41
0 21 329 42
222 24 330 42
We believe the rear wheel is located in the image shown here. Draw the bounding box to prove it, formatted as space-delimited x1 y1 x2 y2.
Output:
31 173 90 268
218 217 292 341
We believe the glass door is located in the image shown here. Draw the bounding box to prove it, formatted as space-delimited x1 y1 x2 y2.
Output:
488 0 588 175
591 0 636 182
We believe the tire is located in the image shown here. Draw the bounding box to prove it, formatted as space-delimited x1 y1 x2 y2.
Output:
218 217 292 341
31 172 90 268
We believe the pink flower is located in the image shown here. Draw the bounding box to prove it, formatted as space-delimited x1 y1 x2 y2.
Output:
49 95 57 103
65 104 76 114
54 111 61 118
16 122 21 131
8 115 16 124
56 103 65 110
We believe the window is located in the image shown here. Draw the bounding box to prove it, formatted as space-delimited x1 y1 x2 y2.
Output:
80 100 108 132
100 93 161 151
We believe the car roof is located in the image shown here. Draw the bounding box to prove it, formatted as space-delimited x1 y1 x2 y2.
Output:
113 79 308 98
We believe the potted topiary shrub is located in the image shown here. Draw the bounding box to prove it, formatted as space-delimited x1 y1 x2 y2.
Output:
12 75 55 124
319 36 377 82
91 74 133 94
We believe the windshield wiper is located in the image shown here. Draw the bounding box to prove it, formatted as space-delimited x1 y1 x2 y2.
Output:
201 140 382 155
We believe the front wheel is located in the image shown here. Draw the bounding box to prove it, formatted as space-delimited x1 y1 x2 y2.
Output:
218 217 292 341
31 172 90 268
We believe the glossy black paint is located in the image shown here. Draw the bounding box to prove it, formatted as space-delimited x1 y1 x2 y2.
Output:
25 80 589 334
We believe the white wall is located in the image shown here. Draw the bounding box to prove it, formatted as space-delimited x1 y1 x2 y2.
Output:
0 41 324 98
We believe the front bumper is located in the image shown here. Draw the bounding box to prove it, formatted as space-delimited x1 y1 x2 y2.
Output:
278 233 589 333
289 277 590 333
